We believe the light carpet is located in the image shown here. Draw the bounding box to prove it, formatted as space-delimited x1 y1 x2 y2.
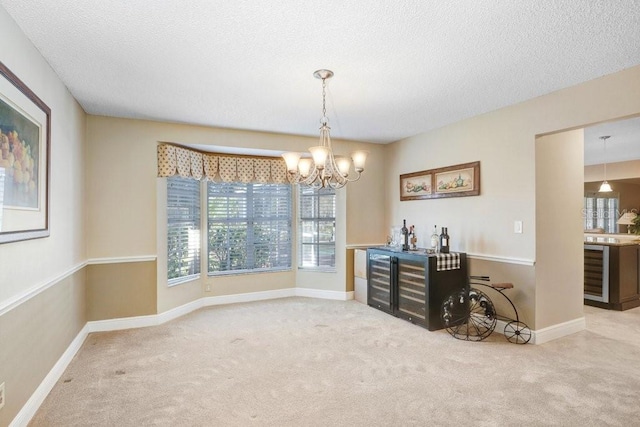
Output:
29 298 640 426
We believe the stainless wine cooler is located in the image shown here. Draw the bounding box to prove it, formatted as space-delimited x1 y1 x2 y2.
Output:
584 244 609 303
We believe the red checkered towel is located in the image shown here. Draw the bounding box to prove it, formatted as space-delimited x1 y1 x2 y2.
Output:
436 253 460 271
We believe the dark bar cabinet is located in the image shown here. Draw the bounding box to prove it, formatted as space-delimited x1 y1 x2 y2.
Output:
367 247 468 331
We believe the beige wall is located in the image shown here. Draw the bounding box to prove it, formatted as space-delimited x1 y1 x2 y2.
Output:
535 130 585 329
0 6 87 425
385 65 640 330
86 116 386 257
468 259 535 326
86 115 386 313
585 159 640 182
618 182 640 219
0 8 86 303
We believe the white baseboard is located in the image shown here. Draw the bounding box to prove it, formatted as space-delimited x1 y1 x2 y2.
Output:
87 313 159 333
84 288 353 335
157 298 205 324
485 318 585 345
531 317 586 345
10 324 90 427
296 288 354 300
202 288 296 307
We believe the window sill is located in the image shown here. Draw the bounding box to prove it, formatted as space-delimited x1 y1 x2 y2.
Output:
168 274 200 287
208 267 292 278
298 267 337 273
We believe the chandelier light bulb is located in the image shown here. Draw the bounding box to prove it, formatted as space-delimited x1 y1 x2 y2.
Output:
335 156 352 177
351 150 368 172
282 152 302 173
298 158 313 178
309 146 329 170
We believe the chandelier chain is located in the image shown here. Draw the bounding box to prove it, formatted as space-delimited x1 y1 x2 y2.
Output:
321 78 327 120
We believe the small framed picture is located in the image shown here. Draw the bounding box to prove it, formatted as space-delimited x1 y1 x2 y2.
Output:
400 171 432 201
433 161 480 198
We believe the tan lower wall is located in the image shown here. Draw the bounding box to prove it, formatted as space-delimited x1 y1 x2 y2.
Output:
346 248 355 292
468 258 536 329
86 261 157 321
0 269 87 427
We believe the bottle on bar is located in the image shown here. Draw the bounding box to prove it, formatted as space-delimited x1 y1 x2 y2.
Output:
430 225 439 252
439 227 450 254
401 220 409 251
410 225 417 250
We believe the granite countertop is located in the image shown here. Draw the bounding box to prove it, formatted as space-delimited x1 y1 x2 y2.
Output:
584 234 640 246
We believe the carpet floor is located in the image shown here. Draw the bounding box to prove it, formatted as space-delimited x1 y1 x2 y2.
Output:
29 298 640 426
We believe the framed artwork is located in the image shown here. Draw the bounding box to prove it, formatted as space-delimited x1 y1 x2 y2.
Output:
400 161 480 201
433 161 480 198
0 61 51 244
400 170 432 201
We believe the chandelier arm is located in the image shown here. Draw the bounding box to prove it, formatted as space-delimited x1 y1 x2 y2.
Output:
327 180 347 190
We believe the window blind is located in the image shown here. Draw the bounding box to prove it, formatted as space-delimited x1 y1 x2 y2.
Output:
584 192 619 233
207 182 291 273
299 186 336 268
167 177 201 283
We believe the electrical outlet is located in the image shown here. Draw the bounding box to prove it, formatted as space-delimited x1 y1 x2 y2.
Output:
0 382 5 410
514 220 523 234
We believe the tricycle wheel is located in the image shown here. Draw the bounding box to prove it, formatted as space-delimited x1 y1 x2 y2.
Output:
504 321 531 344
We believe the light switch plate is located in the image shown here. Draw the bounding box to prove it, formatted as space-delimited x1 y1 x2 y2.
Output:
514 220 523 234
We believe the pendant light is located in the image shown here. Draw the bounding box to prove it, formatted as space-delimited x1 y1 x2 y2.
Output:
598 135 612 193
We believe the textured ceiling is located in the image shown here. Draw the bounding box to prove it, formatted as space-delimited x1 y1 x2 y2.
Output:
1 1 640 145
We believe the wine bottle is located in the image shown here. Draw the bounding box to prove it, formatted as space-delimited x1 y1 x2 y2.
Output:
410 225 417 250
430 225 439 252
439 227 450 254
401 219 409 251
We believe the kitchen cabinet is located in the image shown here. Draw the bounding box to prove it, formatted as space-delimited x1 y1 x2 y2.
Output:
367 247 468 331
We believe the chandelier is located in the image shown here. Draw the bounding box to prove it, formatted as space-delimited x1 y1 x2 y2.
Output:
282 69 368 189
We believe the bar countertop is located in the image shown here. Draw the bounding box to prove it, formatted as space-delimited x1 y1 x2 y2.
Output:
584 234 640 246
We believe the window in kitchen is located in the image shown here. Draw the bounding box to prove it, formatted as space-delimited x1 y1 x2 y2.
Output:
584 192 619 233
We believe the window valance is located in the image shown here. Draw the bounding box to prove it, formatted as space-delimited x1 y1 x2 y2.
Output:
157 143 290 184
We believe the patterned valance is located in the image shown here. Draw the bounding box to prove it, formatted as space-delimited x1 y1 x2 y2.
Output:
157 143 289 184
